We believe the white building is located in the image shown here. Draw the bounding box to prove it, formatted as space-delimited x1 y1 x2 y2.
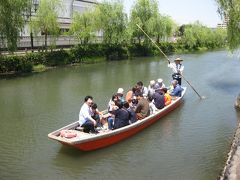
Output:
22 0 97 36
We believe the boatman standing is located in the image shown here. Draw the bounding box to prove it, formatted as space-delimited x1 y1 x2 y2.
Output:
168 57 184 85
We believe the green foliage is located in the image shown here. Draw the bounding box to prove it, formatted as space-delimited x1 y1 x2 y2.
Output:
69 11 95 44
158 42 175 54
103 44 128 60
31 0 61 49
44 50 70 66
70 44 105 62
128 42 175 57
129 0 159 44
128 43 153 57
129 0 176 46
0 0 30 51
33 64 46 72
148 14 176 43
25 52 46 65
178 22 227 50
93 1 128 44
216 0 240 50
0 55 33 73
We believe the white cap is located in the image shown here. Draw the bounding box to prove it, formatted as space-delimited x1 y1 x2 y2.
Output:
150 80 155 86
157 78 163 83
117 88 124 94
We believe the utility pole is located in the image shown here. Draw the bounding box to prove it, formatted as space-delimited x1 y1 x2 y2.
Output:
29 0 39 52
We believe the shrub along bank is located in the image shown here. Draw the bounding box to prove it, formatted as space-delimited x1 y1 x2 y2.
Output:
0 42 223 75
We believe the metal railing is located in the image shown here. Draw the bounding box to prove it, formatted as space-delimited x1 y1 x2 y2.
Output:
0 35 103 51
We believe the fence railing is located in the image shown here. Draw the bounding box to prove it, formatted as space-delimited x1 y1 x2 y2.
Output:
0 35 103 50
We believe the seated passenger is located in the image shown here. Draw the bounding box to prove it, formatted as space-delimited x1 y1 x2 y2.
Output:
161 88 172 106
155 78 166 90
148 96 158 114
170 80 183 97
168 84 174 93
136 81 148 98
90 103 103 127
78 96 98 133
117 88 125 103
113 101 130 129
131 95 138 110
107 94 119 130
152 89 165 109
148 80 156 98
126 86 137 104
135 93 150 120
123 101 137 124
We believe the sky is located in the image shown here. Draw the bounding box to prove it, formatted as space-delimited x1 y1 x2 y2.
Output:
122 0 222 27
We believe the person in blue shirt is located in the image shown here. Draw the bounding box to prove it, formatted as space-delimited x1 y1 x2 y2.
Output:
170 80 183 97
113 101 130 129
152 89 165 109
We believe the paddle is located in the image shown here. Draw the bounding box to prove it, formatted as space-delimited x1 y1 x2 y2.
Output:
136 24 205 100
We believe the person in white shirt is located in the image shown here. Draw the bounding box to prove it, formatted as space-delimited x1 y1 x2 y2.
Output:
147 96 158 115
79 96 98 133
148 80 156 98
168 57 184 85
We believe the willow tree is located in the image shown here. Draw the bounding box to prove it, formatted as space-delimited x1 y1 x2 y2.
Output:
148 14 176 44
129 0 159 44
180 25 197 50
179 22 227 50
0 0 30 52
216 0 240 50
31 0 61 50
93 1 128 45
69 11 95 44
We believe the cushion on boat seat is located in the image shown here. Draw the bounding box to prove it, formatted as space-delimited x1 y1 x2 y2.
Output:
60 130 77 138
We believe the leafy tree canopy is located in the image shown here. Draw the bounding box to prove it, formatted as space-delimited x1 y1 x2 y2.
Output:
0 0 30 51
31 0 61 48
69 11 95 44
216 0 240 50
93 0 128 44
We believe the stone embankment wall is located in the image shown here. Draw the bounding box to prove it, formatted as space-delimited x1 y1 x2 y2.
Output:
235 94 240 110
220 99 240 180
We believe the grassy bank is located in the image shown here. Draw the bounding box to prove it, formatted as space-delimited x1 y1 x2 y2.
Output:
0 42 226 76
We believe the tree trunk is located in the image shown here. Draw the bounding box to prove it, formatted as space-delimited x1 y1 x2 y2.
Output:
156 34 160 44
44 31 47 51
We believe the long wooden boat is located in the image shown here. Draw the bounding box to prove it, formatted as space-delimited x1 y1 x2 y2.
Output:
48 87 187 151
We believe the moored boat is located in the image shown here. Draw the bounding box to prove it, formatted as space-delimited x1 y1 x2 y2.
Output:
48 87 187 151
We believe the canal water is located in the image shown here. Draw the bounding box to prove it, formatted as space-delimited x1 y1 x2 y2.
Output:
0 50 240 180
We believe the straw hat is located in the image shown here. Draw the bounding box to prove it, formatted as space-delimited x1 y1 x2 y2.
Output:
174 57 183 62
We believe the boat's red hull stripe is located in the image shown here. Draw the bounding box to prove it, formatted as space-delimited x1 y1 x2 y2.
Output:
70 100 181 151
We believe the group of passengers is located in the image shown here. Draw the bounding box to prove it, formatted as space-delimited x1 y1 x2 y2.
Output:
78 57 185 134
78 79 183 134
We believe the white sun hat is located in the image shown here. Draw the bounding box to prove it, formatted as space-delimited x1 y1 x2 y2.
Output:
157 78 163 83
117 88 124 94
